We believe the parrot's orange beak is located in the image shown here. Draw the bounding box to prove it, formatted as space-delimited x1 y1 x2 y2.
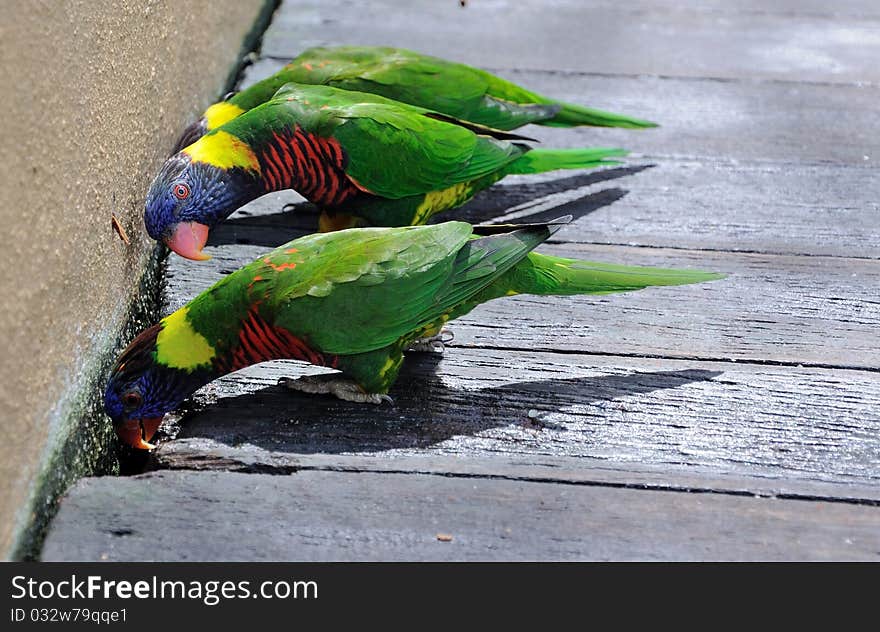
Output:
116 417 163 450
165 222 211 261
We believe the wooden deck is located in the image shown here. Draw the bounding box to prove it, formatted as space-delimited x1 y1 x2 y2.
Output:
42 0 880 560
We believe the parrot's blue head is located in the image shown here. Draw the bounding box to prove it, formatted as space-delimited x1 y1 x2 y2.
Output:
104 324 213 450
145 151 260 260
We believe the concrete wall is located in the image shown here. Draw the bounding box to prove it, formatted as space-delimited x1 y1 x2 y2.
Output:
0 0 268 558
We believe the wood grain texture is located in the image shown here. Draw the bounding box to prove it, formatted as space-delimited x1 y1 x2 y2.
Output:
499 71 880 167
204 161 880 260
458 163 880 259
261 0 880 84
144 349 880 485
40 469 880 561
460 243 880 369
154 450 880 505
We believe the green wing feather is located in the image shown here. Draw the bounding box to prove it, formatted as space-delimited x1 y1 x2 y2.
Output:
269 223 475 354
227 83 532 199
330 101 526 198
254 222 559 356
288 46 492 116
184 224 471 356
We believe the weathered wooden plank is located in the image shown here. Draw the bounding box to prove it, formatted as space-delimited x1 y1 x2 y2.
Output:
155 448 880 504
212 161 880 260
41 469 880 561
147 349 880 484
519 0 880 17
459 243 880 369
455 0 880 18
498 69 880 166
461 162 880 259
165 239 880 369
242 56 880 166
262 0 880 84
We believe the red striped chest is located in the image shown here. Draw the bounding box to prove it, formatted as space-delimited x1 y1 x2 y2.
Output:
217 309 337 373
257 126 361 208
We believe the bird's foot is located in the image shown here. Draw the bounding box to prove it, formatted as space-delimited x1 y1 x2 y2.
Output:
408 327 454 354
279 375 393 405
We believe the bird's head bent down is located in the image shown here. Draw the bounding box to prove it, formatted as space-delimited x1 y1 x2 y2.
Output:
104 324 211 450
145 141 261 261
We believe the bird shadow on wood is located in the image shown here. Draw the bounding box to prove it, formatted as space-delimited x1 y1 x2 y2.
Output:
169 360 721 455
207 203 318 249
443 164 652 226
206 164 651 249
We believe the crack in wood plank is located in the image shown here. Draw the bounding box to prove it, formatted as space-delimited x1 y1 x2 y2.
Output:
154 445 880 507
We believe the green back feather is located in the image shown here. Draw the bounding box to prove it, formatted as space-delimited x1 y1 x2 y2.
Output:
221 46 656 131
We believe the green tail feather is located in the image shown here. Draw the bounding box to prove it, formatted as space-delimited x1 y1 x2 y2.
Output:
504 252 725 296
451 250 724 322
542 102 659 129
506 147 628 175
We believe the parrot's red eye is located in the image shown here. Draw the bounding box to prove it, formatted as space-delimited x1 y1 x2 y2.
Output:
173 183 190 200
122 392 142 408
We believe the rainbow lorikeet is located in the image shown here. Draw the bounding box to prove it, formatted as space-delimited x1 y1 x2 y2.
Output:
172 45 657 152
147 82 628 260
105 219 723 449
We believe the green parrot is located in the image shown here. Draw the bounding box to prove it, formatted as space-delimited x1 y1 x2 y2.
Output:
105 218 723 449
172 45 657 151
147 82 628 260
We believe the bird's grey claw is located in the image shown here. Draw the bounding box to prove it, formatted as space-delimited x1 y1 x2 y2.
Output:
408 327 454 354
280 375 392 405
